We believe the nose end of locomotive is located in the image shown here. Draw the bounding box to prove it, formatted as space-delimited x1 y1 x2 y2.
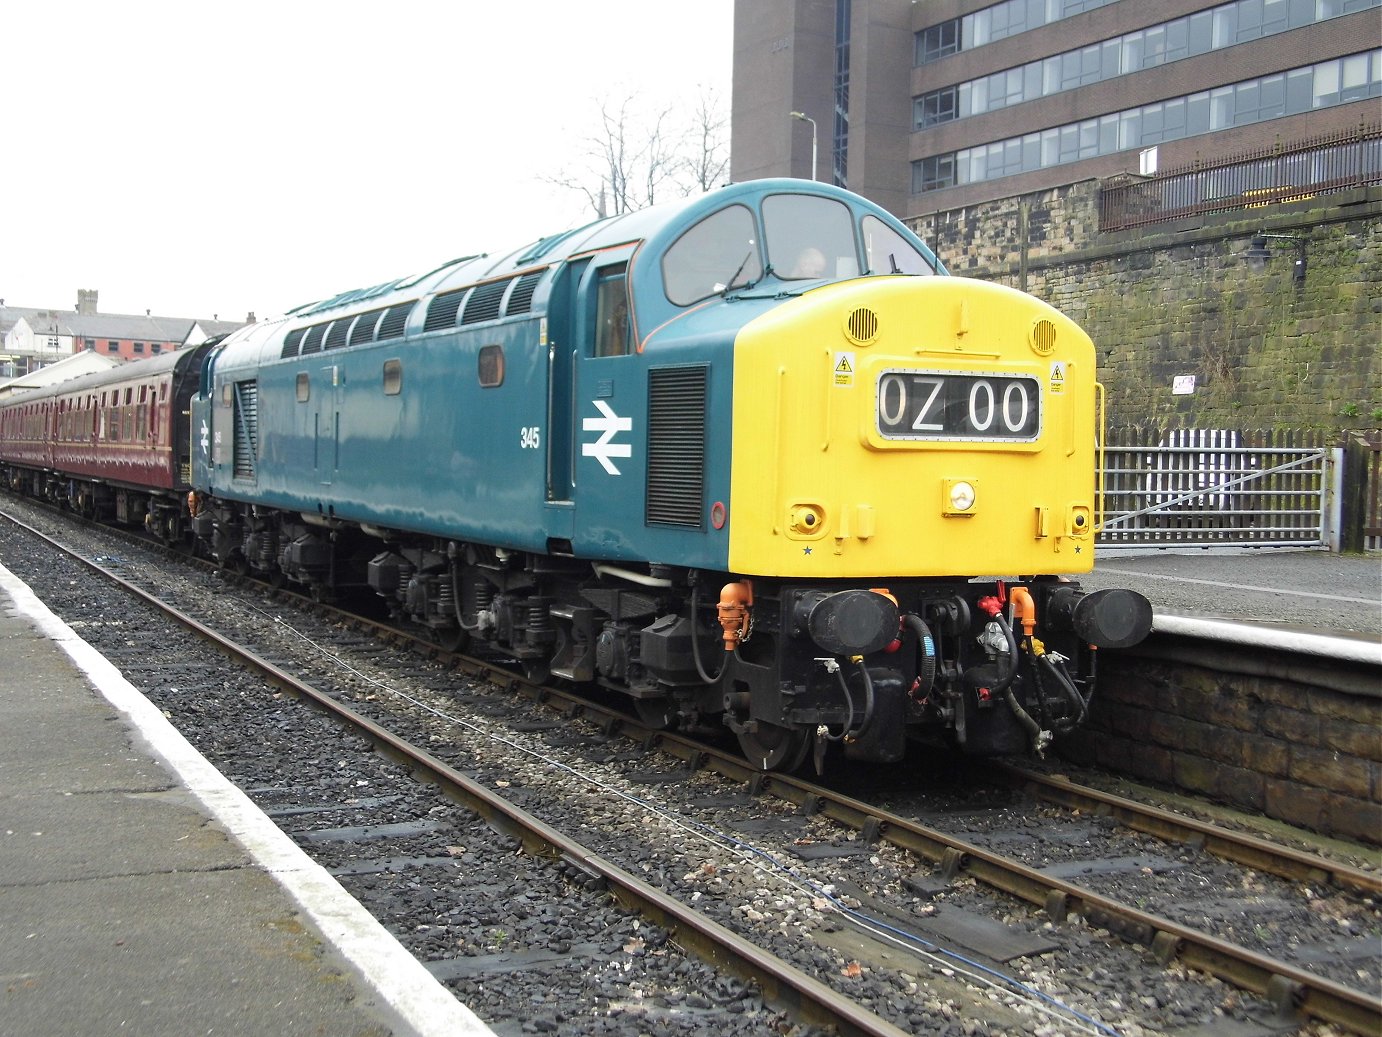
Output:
801 589 901 656
1048 586 1153 649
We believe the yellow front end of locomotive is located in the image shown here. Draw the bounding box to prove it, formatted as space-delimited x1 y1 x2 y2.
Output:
727 277 1100 579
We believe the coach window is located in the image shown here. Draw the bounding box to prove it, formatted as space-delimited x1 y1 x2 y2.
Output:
296 373 310 402
662 204 761 306
593 266 631 357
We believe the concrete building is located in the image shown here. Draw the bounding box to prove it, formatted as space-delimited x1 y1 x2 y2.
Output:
731 0 1382 218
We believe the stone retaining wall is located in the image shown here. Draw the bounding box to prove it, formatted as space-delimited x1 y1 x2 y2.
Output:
1061 639 1380 845
910 184 1382 434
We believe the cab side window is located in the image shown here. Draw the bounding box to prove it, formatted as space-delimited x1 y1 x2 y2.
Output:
594 267 631 357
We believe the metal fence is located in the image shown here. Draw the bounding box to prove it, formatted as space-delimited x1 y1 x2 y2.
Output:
1097 427 1335 549
1099 123 1382 232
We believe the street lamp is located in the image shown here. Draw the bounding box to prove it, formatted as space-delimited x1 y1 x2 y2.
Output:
1245 231 1307 285
790 111 817 182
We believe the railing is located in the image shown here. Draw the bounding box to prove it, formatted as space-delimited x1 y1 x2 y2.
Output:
1098 427 1334 549
1099 123 1382 231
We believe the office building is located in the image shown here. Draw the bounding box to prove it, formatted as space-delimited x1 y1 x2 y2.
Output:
732 0 1381 219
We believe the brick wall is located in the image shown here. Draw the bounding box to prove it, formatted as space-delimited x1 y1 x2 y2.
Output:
911 183 1382 432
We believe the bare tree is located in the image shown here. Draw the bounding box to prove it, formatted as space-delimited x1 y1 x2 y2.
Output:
682 87 731 193
546 88 729 220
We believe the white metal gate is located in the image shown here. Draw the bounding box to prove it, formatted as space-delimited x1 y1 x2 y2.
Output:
1097 428 1337 550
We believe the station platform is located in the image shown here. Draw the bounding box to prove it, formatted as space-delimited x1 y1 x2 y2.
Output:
0 564 493 1037
1081 546 1381 644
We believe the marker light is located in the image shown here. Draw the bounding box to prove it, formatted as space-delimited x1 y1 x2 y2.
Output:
944 479 977 516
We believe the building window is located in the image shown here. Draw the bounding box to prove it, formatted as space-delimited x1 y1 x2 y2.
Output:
916 86 959 128
912 0 1378 129
916 19 959 64
915 0 1121 65
133 342 145 354
833 0 851 187
106 341 119 353
912 50 1382 193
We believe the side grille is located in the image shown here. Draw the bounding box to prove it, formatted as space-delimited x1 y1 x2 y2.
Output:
232 380 258 480
645 366 706 528
462 278 511 324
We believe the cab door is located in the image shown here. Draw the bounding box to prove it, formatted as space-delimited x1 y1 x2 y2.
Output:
543 248 638 550
542 256 589 506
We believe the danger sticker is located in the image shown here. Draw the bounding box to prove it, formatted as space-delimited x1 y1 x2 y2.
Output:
834 352 855 387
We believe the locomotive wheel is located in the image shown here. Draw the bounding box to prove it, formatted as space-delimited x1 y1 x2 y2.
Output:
437 626 471 654
634 696 677 730
737 721 811 772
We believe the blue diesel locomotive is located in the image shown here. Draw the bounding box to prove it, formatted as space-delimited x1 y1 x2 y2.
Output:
184 178 1149 769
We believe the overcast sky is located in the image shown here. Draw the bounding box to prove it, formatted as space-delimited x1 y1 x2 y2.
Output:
4 1 734 322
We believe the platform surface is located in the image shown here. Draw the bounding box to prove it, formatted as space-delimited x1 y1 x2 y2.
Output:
0 565 493 1037
1083 547 1381 641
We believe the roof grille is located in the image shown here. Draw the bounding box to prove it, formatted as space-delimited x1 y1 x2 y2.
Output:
646 366 706 528
349 310 382 346
324 319 351 351
281 329 305 359
462 279 510 324
377 301 415 340
424 289 468 333
506 271 544 315
300 324 326 355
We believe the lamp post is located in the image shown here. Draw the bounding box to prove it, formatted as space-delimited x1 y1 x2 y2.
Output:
790 111 817 182
1245 231 1307 285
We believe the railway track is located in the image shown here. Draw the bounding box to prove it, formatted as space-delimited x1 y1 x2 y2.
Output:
2 497 1379 1036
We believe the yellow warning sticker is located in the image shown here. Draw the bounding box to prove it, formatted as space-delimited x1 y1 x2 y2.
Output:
1049 360 1066 395
834 352 855 387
